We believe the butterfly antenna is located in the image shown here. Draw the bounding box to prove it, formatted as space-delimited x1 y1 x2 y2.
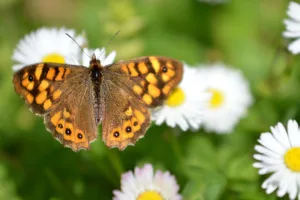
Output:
99 30 121 57
65 33 91 59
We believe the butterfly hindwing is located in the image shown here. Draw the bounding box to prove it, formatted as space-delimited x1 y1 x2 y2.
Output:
13 63 98 151
100 79 150 150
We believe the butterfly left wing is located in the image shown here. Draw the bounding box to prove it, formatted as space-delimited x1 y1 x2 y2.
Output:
100 56 183 150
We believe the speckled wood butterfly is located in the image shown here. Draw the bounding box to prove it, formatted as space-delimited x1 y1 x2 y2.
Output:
13 55 183 151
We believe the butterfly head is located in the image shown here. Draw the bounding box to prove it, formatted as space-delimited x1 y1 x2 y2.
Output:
89 53 102 68
89 53 103 81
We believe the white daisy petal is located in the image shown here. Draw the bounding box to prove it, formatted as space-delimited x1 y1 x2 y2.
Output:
254 120 300 199
113 163 182 199
197 63 252 134
12 27 87 71
152 64 209 131
283 2 300 54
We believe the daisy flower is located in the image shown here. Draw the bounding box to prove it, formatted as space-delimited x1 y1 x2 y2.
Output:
113 163 182 200
283 2 300 54
197 64 253 133
151 64 211 131
80 48 116 67
253 120 300 200
12 27 87 71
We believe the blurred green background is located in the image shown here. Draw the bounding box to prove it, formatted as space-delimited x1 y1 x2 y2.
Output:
0 0 297 199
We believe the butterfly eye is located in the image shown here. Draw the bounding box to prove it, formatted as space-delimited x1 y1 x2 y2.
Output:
162 66 168 73
125 126 132 133
113 131 120 137
28 75 34 81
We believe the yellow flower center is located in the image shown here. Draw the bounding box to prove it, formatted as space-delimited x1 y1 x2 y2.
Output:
208 88 224 108
42 53 65 63
166 87 185 107
137 191 164 200
284 147 300 172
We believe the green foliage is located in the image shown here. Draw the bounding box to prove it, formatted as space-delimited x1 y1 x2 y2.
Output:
0 0 296 199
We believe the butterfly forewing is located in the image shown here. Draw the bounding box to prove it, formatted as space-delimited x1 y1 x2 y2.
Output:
13 63 98 151
105 56 183 108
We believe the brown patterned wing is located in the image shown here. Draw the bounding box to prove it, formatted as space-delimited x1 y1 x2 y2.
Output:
105 56 183 108
13 63 98 151
100 78 150 150
100 56 182 150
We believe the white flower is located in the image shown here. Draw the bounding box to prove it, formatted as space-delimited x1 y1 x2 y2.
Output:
253 120 300 200
151 64 210 131
197 64 252 133
113 163 182 200
81 48 116 67
12 27 87 71
283 2 300 54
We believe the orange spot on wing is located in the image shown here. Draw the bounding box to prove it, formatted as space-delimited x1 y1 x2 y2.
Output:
22 78 30 87
27 82 35 91
133 85 143 95
142 94 153 105
121 64 129 74
26 93 34 104
75 129 86 143
125 106 133 116
56 119 65 134
138 62 148 74
43 99 52 110
148 84 161 98
38 80 49 91
47 68 56 80
149 56 160 73
51 111 62 126
128 63 138 76
63 109 70 118
131 117 141 131
64 68 71 78
36 91 48 104
146 73 157 85
122 120 134 139
53 90 62 100
55 67 65 81
63 122 75 141
163 85 171 95
35 64 44 80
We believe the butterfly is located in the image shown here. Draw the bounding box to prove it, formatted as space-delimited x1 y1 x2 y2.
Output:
13 55 183 151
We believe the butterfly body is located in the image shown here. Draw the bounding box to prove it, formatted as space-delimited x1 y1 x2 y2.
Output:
13 56 183 151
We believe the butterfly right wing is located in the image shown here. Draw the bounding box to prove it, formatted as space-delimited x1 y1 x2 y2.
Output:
13 63 98 151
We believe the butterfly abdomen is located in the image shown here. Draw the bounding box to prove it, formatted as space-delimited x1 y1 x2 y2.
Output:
89 59 103 124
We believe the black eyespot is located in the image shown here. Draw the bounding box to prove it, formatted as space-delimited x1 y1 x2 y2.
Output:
134 122 138 126
162 66 168 73
58 124 63 128
65 128 72 135
126 126 132 133
114 131 120 137
77 133 83 139
28 75 34 81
